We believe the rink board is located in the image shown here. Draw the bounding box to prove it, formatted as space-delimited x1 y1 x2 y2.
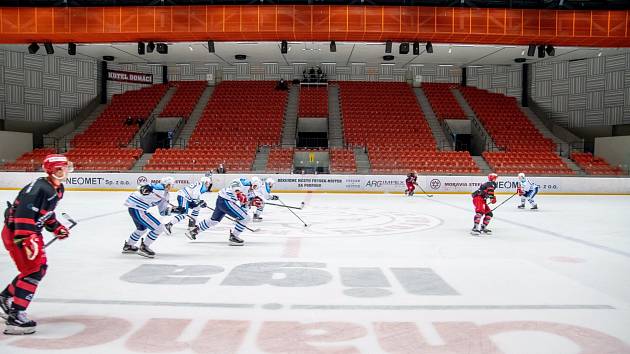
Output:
1 172 630 194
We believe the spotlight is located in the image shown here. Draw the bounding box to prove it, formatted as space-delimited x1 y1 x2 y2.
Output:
537 44 545 58
281 40 288 54
44 42 54 55
156 43 168 54
545 45 555 56
68 43 76 55
208 40 215 53
527 44 536 57
330 40 336 53
426 42 433 54
28 43 39 54
413 42 420 55
399 42 409 55
147 42 155 53
138 42 145 55
385 40 392 54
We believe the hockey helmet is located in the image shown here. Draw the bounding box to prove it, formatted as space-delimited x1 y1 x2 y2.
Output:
200 175 212 185
160 176 175 187
517 172 526 182
251 176 261 188
488 173 498 182
42 154 73 183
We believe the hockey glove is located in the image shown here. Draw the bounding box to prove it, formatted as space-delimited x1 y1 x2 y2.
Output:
251 197 263 207
190 200 206 209
139 184 153 196
22 234 41 261
491 197 497 204
271 195 279 201
198 200 207 208
236 191 248 206
53 224 70 240
517 187 523 196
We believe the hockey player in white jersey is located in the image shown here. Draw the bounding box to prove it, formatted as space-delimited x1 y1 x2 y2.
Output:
123 176 175 258
185 179 249 246
517 172 539 210
250 177 279 222
164 175 212 233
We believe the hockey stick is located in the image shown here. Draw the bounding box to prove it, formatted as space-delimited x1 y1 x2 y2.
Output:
44 212 77 249
491 192 518 212
278 198 309 227
265 201 305 210
204 206 261 233
416 184 433 198
151 192 196 222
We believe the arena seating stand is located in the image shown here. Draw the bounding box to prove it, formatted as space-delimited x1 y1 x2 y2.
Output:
298 86 328 117
421 83 467 120
65 148 143 171
459 86 572 175
266 147 294 173
2 148 56 171
570 152 624 175
338 81 478 174
329 148 357 174
145 81 288 172
159 81 207 119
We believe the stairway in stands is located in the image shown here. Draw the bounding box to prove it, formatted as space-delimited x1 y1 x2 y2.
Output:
175 86 214 147
413 87 452 151
328 84 344 148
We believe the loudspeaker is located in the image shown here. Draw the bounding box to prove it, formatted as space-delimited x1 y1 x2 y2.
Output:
527 44 536 57
208 40 215 53
138 42 145 55
147 42 155 53
413 42 420 55
28 43 39 54
399 42 409 55
281 40 288 54
44 42 54 55
156 43 168 54
426 42 433 54
68 43 76 55
537 44 545 58
330 40 336 53
385 40 392 54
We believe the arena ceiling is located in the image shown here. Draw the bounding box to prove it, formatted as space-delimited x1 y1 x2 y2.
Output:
2 41 628 67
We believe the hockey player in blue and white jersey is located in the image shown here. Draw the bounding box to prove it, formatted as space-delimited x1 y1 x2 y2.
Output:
123 176 175 258
517 172 539 210
250 177 279 222
164 175 212 233
185 179 249 246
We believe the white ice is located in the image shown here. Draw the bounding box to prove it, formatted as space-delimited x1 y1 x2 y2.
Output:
1 190 630 354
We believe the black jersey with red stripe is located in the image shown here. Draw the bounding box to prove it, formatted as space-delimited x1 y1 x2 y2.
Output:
471 181 497 199
4 177 64 240
406 175 417 184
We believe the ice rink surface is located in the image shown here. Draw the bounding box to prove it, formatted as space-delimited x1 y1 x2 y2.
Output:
1 190 630 354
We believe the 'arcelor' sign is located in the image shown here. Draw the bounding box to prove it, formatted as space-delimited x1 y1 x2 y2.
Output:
106 70 153 84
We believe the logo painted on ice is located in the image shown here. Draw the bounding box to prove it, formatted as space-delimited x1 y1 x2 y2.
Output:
430 179 441 190
137 176 148 185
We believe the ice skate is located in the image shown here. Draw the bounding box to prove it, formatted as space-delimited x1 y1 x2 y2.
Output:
480 227 492 234
138 239 155 258
530 205 538 210
517 203 525 209
470 227 481 236
253 214 263 222
122 242 139 254
229 232 244 246
0 295 11 320
164 222 173 235
4 311 36 335
185 227 199 240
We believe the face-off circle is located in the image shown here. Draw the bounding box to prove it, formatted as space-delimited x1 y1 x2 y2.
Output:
265 207 441 238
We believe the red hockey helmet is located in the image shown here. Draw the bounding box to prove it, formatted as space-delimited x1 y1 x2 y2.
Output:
488 173 498 182
42 154 73 175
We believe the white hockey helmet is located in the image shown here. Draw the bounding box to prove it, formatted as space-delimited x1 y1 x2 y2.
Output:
229 179 243 192
517 172 526 182
200 175 212 185
251 176 261 188
265 177 275 186
160 176 175 187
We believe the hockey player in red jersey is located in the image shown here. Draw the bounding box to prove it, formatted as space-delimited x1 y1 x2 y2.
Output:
405 172 418 196
1 154 72 335
471 173 498 236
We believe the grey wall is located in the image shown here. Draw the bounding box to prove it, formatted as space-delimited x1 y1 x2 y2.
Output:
594 135 630 169
0 131 32 162
531 53 630 128
467 65 522 101
0 49 98 124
